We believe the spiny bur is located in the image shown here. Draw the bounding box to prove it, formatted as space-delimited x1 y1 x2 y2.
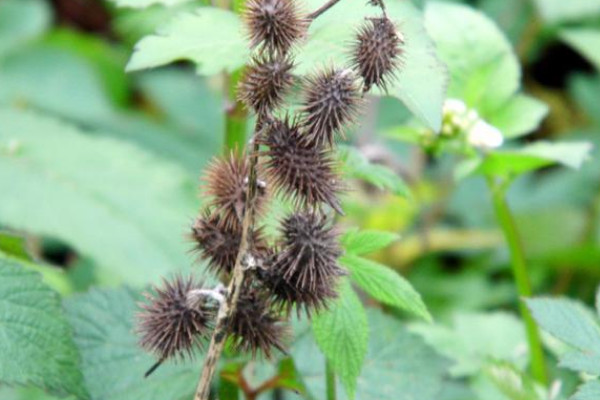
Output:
352 17 403 92
245 0 306 55
138 275 213 361
259 116 343 213
301 67 362 147
238 54 295 114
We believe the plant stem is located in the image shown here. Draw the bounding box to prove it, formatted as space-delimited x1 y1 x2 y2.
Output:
487 178 548 384
307 0 342 20
194 130 263 400
325 360 336 400
224 69 247 152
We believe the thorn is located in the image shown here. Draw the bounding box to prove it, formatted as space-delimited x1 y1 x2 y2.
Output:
144 359 163 378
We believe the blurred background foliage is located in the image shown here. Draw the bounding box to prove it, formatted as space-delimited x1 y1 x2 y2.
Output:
1 0 600 399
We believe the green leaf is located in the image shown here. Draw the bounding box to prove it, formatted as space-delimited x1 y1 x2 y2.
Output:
64 287 200 400
532 0 600 24
573 381 600 400
0 107 198 285
294 310 451 400
126 8 248 75
0 231 31 261
560 29 600 72
338 145 410 197
527 298 600 355
312 279 368 399
341 254 431 322
425 2 519 116
341 229 399 256
0 256 87 398
487 94 549 139
0 0 51 57
410 312 527 377
298 0 448 131
476 141 593 177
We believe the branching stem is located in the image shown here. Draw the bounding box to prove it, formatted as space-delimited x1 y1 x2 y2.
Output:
307 0 342 21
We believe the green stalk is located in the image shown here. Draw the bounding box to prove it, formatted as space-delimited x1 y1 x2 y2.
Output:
221 0 247 152
487 178 548 384
224 69 247 151
325 360 336 400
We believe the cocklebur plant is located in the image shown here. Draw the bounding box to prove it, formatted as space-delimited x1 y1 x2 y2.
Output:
136 1 423 399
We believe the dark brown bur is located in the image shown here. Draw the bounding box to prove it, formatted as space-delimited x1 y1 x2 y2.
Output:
138 275 213 361
203 151 267 230
352 17 403 92
191 212 267 275
238 54 295 114
300 67 362 147
228 287 289 357
259 117 343 213
244 0 307 55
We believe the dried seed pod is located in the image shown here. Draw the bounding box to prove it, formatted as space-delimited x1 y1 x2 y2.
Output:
259 117 343 213
138 275 214 361
273 212 344 291
203 151 267 230
352 17 403 92
191 212 267 275
228 287 288 357
301 67 362 147
244 0 306 54
259 251 337 316
238 54 295 114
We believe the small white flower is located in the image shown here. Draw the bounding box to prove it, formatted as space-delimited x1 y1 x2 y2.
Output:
467 120 503 149
443 98 467 115
548 379 562 400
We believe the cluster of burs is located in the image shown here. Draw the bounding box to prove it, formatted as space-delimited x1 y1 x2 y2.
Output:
138 0 403 365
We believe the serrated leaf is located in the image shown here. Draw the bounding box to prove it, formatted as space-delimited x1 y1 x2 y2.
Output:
126 8 248 75
341 229 399 256
341 254 431 322
532 0 600 24
338 145 410 197
560 29 600 72
294 310 450 400
527 298 600 353
425 2 519 116
298 0 447 131
559 351 600 375
0 256 87 398
573 381 600 400
0 107 198 286
312 279 368 399
488 94 549 139
64 287 200 400
0 0 51 57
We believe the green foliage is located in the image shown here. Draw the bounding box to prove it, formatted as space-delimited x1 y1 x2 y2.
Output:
110 0 193 8
573 381 600 400
126 8 248 75
340 228 400 256
560 29 600 72
528 298 600 375
341 254 431 322
294 310 451 400
0 107 198 285
0 256 86 398
64 287 199 400
484 361 545 400
487 94 549 140
126 0 447 131
0 0 50 57
532 0 600 23
338 146 410 197
312 279 368 399
0 231 32 261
